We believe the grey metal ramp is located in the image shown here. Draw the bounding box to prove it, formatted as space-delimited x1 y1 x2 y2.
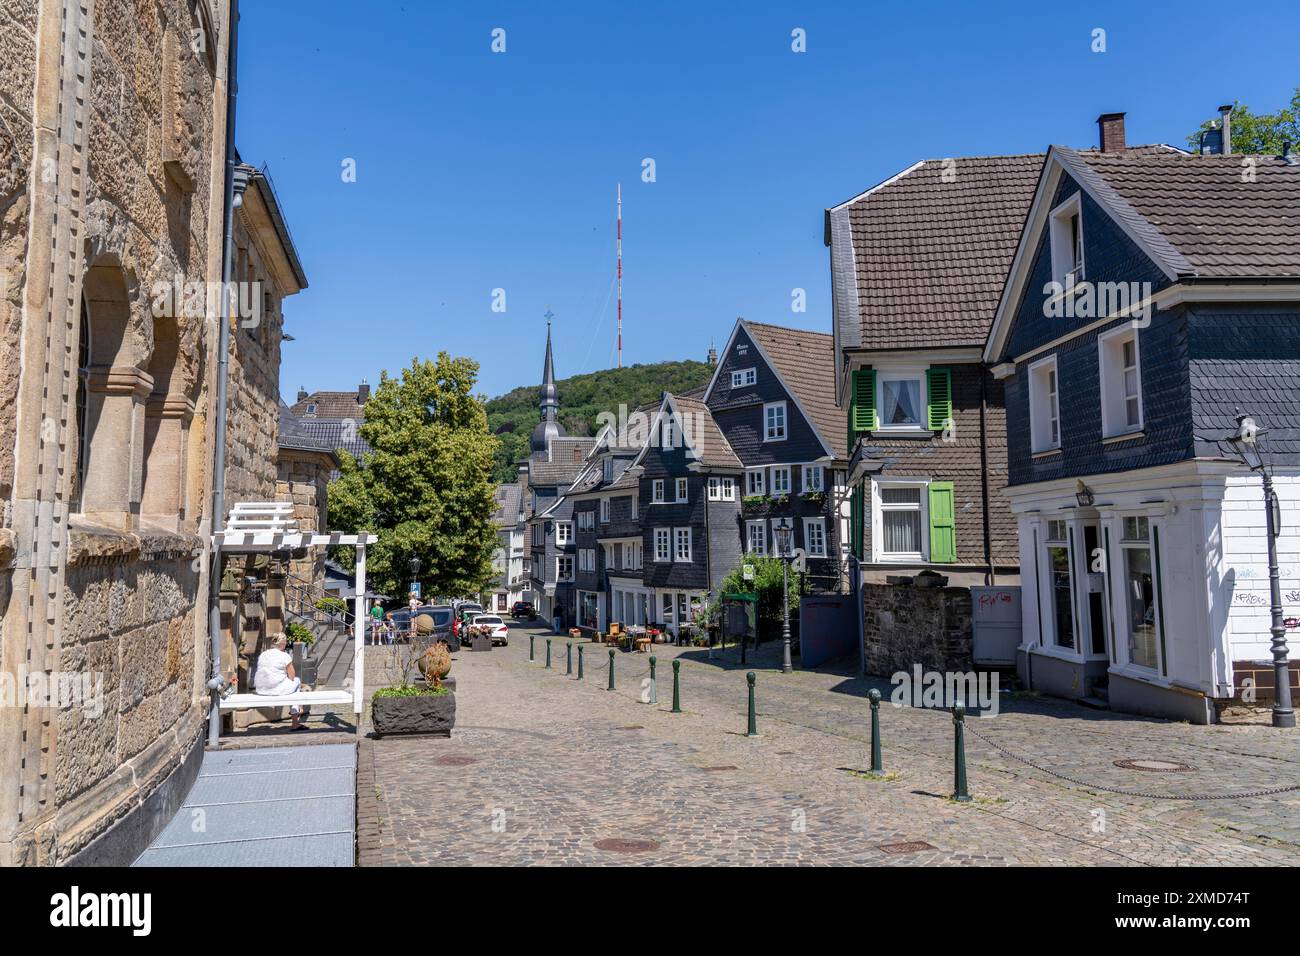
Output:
134 743 355 867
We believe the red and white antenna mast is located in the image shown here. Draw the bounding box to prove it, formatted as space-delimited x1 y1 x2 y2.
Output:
616 182 623 369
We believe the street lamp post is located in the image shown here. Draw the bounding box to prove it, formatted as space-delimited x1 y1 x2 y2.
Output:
773 518 794 674
1226 414 1295 729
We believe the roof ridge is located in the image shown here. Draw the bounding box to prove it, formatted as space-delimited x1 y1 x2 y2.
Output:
743 319 833 338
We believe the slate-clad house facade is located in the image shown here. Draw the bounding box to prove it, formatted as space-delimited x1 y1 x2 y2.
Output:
702 319 850 586
826 154 1037 584
984 114 1300 722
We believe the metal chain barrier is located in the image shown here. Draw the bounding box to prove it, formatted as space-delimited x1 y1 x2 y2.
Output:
961 720 1300 801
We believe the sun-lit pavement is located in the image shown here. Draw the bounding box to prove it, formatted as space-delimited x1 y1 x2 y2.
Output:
358 621 1300 866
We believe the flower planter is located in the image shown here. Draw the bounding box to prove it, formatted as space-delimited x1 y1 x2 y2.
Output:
372 691 456 737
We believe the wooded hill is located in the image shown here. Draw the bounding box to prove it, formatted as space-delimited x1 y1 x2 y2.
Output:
485 360 714 481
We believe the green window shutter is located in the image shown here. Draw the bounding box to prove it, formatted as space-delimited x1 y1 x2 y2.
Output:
928 481 956 563
850 369 876 435
926 368 952 431
850 484 864 558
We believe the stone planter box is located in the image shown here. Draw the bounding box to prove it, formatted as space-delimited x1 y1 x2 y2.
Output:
372 691 456 738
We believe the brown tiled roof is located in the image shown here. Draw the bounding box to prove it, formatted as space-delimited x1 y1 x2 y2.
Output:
527 437 597 486
742 321 845 459
670 395 742 470
290 390 368 420
1068 147 1300 277
833 154 1043 350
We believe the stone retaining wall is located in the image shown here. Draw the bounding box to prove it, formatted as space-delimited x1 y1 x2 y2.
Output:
862 583 974 676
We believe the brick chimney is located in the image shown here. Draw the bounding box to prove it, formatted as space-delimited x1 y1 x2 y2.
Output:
1097 112 1126 153
357 379 370 404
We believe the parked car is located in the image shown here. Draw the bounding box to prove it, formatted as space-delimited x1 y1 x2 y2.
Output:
469 614 509 646
451 603 483 640
510 601 536 620
390 605 457 651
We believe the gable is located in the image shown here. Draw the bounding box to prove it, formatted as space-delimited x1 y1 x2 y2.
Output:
999 171 1172 360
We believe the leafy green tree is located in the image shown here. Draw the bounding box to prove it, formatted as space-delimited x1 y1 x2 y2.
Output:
484 359 714 481
716 553 808 638
1186 89 1300 155
328 353 500 601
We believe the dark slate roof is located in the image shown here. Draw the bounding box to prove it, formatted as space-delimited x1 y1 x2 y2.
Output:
670 394 743 469
492 482 523 527
526 437 598 487
743 320 845 458
829 154 1044 350
290 389 369 420
294 418 373 461
677 383 708 400
1066 147 1300 277
277 402 338 459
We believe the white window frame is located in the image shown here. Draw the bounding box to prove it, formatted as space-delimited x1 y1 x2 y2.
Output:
555 521 573 546
676 528 696 564
870 478 929 563
652 479 666 503
599 497 610 523
1114 514 1164 675
707 476 736 501
802 464 824 493
1098 323 1144 439
731 367 756 388
1028 355 1061 454
803 517 827 557
746 520 767 555
746 468 766 496
763 401 787 442
653 528 671 563
875 368 928 434
675 477 689 503
770 465 791 495
556 556 574 582
1049 192 1085 290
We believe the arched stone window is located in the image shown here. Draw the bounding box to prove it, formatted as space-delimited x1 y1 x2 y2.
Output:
77 259 151 529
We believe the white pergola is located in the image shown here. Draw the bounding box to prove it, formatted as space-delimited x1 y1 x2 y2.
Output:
214 503 377 714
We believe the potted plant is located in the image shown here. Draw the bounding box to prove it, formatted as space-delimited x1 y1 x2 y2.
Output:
370 632 456 737
286 621 318 685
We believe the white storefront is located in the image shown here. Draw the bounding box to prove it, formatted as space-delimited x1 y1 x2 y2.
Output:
609 579 653 629
1008 460 1299 723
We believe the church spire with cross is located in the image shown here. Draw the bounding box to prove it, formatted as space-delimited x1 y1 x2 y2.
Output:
531 311 567 453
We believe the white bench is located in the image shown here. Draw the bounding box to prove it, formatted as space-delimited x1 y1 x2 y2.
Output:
218 690 354 711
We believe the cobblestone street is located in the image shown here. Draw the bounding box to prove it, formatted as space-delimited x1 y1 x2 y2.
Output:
356 623 1300 866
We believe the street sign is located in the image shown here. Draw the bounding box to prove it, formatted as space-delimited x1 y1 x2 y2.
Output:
742 564 755 581
409 581 422 600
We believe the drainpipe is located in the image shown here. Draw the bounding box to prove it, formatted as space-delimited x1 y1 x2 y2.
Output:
979 367 995 586
205 0 248 746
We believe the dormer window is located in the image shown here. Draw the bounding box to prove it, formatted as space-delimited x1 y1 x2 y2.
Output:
1049 193 1085 290
602 457 614 483
305 403 317 416
731 367 756 388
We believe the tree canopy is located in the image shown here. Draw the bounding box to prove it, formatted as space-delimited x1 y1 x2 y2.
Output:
327 353 500 602
1185 89 1300 155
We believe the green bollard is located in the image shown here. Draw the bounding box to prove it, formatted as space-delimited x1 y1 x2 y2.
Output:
952 702 972 802
545 638 552 669
577 644 584 679
566 641 573 675
529 634 535 662
869 689 883 774
671 659 682 713
746 672 759 737
648 656 658 705
607 649 616 691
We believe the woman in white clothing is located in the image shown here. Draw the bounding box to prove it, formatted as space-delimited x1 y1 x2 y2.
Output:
253 634 310 730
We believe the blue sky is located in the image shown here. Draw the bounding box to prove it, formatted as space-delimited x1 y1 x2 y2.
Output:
236 1 1300 401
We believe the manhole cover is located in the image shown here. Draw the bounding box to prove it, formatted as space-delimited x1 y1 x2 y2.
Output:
594 838 660 853
700 765 738 772
878 840 936 854
435 755 478 766
1114 758 1196 773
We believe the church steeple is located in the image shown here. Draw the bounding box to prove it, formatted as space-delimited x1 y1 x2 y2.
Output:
530 316 567 453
